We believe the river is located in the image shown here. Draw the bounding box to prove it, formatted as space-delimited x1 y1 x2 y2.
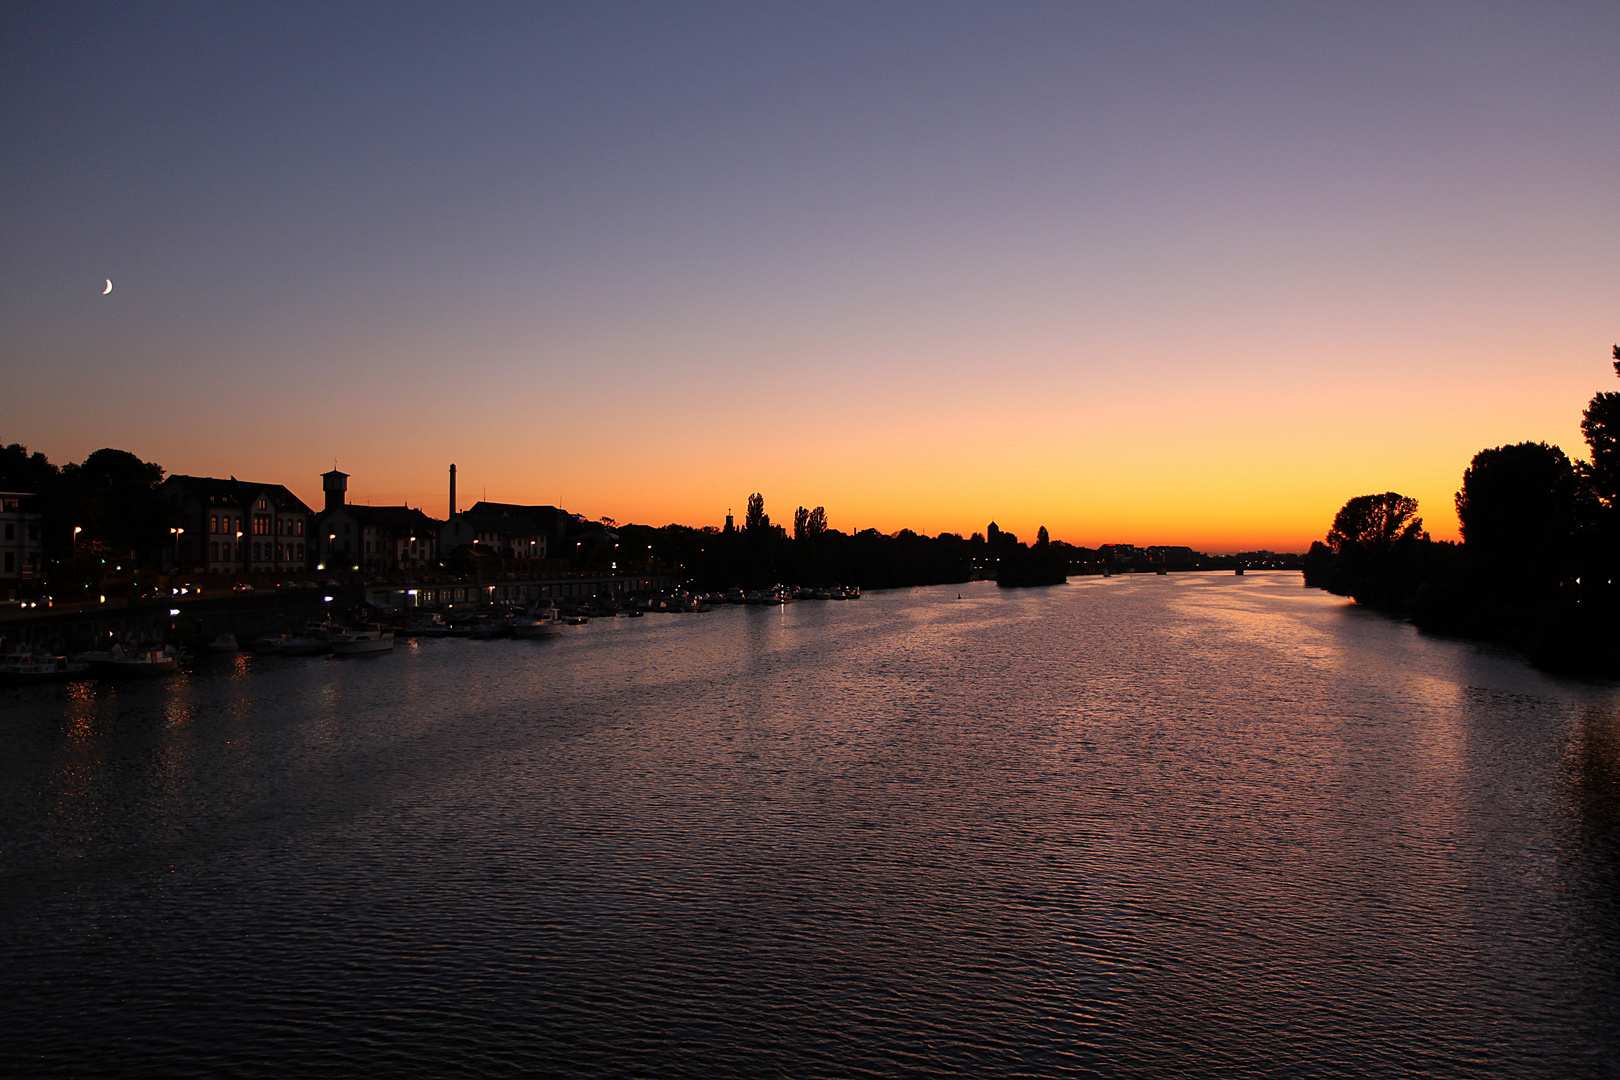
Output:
2 573 1617 1078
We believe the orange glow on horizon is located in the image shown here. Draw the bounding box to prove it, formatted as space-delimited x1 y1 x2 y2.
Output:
18 335 1598 556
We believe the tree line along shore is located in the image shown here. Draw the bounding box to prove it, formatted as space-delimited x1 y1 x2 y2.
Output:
1305 345 1620 676
0 446 1294 609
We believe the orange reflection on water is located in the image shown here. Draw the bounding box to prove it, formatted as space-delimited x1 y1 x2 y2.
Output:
60 680 100 743
48 682 117 841
155 682 201 817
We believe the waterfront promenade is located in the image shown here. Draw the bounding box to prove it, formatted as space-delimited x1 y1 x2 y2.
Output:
0 571 673 653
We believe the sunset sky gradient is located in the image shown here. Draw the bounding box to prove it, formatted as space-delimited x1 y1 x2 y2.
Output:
3 2 1617 550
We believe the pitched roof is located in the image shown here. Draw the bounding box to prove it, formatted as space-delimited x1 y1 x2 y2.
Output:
163 475 314 515
331 504 443 535
468 500 566 521
450 511 546 536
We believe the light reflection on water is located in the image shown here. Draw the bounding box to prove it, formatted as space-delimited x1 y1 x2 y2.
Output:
1 573 1618 1078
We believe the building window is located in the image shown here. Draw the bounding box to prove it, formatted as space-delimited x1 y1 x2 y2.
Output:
4 552 12 573
3 523 11 541
297 543 304 559
211 542 219 560
296 520 304 536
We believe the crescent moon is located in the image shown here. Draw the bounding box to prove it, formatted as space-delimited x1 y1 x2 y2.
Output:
102 279 113 295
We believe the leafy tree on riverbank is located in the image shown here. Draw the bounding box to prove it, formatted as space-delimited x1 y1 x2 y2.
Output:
1307 344 1620 674
1578 345 1620 510
1314 492 1428 605
995 524 1068 587
1455 442 1577 586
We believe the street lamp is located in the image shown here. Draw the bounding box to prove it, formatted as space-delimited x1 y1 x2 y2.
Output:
72 525 82 550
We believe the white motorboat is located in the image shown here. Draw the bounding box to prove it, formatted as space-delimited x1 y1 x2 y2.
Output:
509 605 561 638
92 645 179 678
280 622 336 656
207 634 240 653
280 633 332 656
0 650 91 684
329 627 395 655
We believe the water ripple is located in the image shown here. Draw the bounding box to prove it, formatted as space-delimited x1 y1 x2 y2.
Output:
2 575 1619 1077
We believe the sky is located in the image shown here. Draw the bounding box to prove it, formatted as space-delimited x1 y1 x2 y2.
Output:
2 2 1617 551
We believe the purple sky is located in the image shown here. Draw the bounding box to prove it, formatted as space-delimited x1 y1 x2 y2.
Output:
4 2 1618 547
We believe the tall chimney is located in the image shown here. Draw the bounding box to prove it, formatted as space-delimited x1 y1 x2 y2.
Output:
449 463 457 519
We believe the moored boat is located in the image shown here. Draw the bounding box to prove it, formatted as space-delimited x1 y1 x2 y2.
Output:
509 604 561 638
92 645 179 678
280 621 336 656
254 633 292 653
404 613 451 637
329 627 395 655
466 618 508 639
207 633 240 652
0 650 92 684
279 633 332 656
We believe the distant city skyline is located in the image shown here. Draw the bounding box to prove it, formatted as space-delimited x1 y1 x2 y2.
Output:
4 2 1617 552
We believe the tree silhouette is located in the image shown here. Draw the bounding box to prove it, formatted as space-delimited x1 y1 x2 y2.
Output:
744 492 768 533
1306 346 1620 673
60 448 173 562
0 441 58 493
1455 442 1575 579
1322 492 1427 605
1327 492 1424 556
1579 344 1620 508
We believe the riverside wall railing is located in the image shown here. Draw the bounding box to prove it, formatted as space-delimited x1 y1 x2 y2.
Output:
0 589 345 654
365 572 673 611
0 572 674 652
